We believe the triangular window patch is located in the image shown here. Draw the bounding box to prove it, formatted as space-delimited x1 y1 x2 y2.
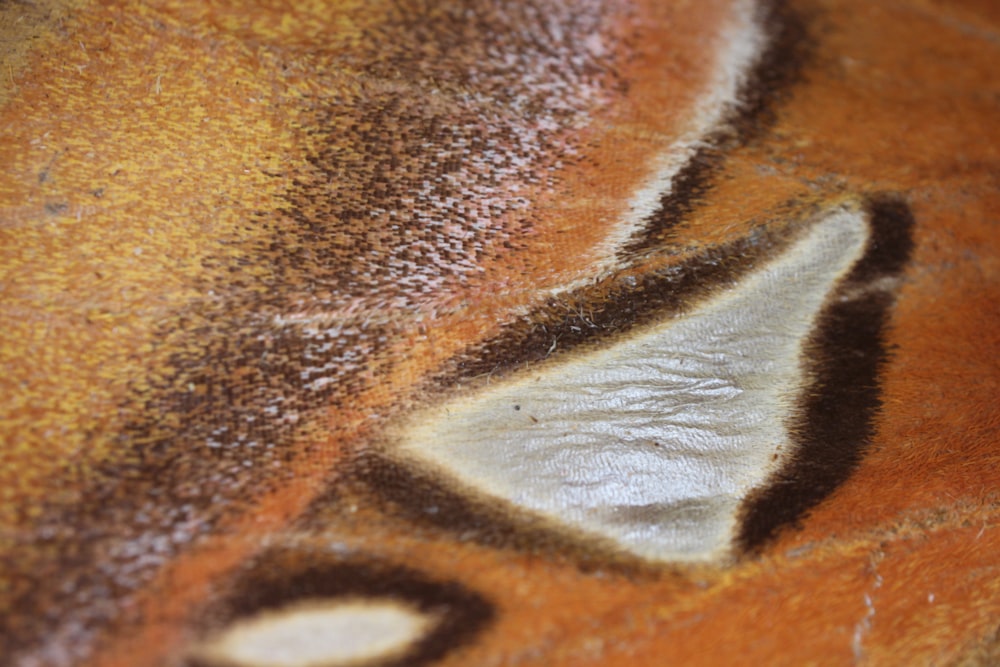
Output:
394 207 869 562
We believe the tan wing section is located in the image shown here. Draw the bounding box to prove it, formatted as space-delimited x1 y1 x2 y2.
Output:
1 0 998 666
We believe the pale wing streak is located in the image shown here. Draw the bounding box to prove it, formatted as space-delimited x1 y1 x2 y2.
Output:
584 0 767 274
395 206 869 562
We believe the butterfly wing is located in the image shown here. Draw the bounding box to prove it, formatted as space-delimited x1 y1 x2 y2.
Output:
1 1 998 666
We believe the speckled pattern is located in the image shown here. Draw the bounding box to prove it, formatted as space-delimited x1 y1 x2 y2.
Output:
1 0 999 666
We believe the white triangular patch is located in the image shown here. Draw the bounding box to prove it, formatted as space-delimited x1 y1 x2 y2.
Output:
396 207 869 562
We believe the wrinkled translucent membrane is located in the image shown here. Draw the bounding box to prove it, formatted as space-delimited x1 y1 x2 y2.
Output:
399 207 868 562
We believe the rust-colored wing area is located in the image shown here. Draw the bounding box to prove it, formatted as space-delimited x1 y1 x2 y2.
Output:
1 0 998 666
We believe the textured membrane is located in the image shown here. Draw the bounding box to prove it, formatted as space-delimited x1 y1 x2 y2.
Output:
397 207 869 561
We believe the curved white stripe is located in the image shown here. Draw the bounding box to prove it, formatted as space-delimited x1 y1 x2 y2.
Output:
587 0 768 269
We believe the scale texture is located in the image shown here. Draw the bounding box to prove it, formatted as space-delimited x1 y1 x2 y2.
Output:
1 1 999 666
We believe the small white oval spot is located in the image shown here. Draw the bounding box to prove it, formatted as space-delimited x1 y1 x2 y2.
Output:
192 598 435 667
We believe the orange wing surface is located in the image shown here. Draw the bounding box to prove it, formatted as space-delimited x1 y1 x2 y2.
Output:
1 1 998 665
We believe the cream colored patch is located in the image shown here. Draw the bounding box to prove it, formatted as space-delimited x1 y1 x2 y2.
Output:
396 207 869 562
192 599 434 667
